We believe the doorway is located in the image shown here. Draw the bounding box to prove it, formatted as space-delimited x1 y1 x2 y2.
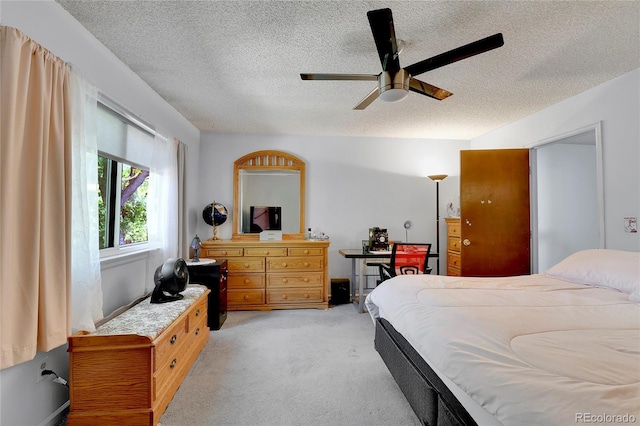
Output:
530 123 604 273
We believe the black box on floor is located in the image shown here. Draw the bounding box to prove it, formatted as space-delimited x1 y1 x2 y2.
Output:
330 278 350 305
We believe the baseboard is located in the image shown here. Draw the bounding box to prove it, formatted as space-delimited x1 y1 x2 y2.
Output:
39 400 69 426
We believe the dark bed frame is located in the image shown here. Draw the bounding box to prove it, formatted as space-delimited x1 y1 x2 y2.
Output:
375 318 478 426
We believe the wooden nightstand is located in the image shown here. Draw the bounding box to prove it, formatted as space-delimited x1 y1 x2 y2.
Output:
186 259 228 330
445 218 461 276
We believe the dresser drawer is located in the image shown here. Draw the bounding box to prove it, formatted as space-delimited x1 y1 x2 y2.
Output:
448 237 461 252
228 273 264 289
202 247 243 257
227 257 265 272
266 256 322 271
190 316 208 346
189 309 209 351
228 289 265 305
447 251 461 269
154 348 188 402
448 222 461 237
288 247 324 256
244 247 287 257
187 297 207 329
154 316 188 371
267 272 323 288
267 288 323 304
447 265 461 276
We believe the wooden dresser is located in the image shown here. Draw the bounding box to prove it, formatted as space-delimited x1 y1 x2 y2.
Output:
445 218 462 276
67 286 210 425
200 240 330 310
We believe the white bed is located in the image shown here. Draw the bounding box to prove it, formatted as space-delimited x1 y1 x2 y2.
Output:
366 249 640 425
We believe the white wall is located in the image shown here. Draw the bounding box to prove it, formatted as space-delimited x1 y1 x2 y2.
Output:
1 2 202 425
471 69 640 252
197 133 468 279
536 141 599 271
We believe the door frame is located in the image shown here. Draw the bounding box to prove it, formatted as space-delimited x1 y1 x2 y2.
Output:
527 122 605 273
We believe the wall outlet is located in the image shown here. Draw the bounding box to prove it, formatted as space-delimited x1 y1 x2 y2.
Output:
36 356 49 383
624 217 637 233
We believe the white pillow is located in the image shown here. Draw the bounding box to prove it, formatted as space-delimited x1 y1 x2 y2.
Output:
545 249 640 294
630 289 640 303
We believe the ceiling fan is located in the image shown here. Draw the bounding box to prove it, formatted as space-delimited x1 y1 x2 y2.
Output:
300 8 504 110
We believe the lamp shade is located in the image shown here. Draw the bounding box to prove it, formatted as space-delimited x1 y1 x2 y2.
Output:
190 234 202 261
428 174 448 182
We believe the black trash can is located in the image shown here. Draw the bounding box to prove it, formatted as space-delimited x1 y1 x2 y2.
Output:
330 278 350 305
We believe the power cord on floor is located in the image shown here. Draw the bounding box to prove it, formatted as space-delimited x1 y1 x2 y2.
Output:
42 369 69 387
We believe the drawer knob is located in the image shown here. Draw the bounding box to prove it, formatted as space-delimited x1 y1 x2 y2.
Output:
303 262 309 267
195 309 201 317
244 295 250 300
244 278 251 284
170 358 177 369
264 250 269 255
282 278 288 283
170 334 177 344
195 328 200 336
303 277 309 282
463 239 471 246
282 294 288 300
282 262 288 267
303 250 309 254
222 251 227 255
304 293 309 298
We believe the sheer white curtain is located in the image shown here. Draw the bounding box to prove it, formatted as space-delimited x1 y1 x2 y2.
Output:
70 71 104 332
177 140 189 259
146 130 179 292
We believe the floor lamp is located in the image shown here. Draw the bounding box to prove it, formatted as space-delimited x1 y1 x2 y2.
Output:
428 174 448 274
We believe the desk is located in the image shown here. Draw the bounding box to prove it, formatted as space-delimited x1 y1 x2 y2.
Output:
338 249 438 313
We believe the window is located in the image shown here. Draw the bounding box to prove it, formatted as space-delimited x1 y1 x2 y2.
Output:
97 100 155 252
97 155 149 249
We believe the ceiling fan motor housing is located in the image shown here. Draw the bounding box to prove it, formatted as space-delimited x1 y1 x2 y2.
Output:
379 69 410 102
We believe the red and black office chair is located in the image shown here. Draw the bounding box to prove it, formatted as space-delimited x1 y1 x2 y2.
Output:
379 243 432 283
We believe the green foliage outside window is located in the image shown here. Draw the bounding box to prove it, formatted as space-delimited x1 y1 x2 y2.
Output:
119 164 149 245
98 155 149 249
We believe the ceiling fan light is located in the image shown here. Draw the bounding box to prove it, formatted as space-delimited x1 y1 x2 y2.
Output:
379 88 409 102
379 69 410 102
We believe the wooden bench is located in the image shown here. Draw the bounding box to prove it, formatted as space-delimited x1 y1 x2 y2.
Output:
67 285 210 425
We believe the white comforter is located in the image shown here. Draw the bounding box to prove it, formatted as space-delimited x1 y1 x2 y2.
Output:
365 274 640 425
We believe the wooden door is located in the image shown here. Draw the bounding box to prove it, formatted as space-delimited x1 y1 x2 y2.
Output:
460 149 530 276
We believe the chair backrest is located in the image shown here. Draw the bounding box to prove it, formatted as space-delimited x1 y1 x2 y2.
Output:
390 243 432 276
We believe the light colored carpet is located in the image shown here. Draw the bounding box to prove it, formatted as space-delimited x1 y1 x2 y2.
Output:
160 304 421 426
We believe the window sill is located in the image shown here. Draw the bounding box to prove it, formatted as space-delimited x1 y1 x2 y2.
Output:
100 245 153 269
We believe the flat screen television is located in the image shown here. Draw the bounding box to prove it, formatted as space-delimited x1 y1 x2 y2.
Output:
249 206 282 233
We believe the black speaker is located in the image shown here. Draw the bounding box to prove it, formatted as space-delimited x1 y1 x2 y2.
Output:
330 279 350 305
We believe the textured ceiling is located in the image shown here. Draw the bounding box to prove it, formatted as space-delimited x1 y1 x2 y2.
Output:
56 1 639 140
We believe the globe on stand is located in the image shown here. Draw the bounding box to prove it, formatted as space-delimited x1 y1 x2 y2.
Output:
202 202 228 240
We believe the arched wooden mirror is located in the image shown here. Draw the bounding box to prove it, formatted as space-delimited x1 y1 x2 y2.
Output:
233 150 305 240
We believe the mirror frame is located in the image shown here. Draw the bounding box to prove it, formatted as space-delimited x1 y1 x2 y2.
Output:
232 150 306 240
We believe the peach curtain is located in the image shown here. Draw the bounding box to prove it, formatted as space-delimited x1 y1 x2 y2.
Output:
0 27 72 369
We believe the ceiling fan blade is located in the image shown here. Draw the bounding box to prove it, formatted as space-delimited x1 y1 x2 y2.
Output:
367 8 401 73
353 87 379 110
409 78 453 100
300 73 378 81
405 33 504 77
